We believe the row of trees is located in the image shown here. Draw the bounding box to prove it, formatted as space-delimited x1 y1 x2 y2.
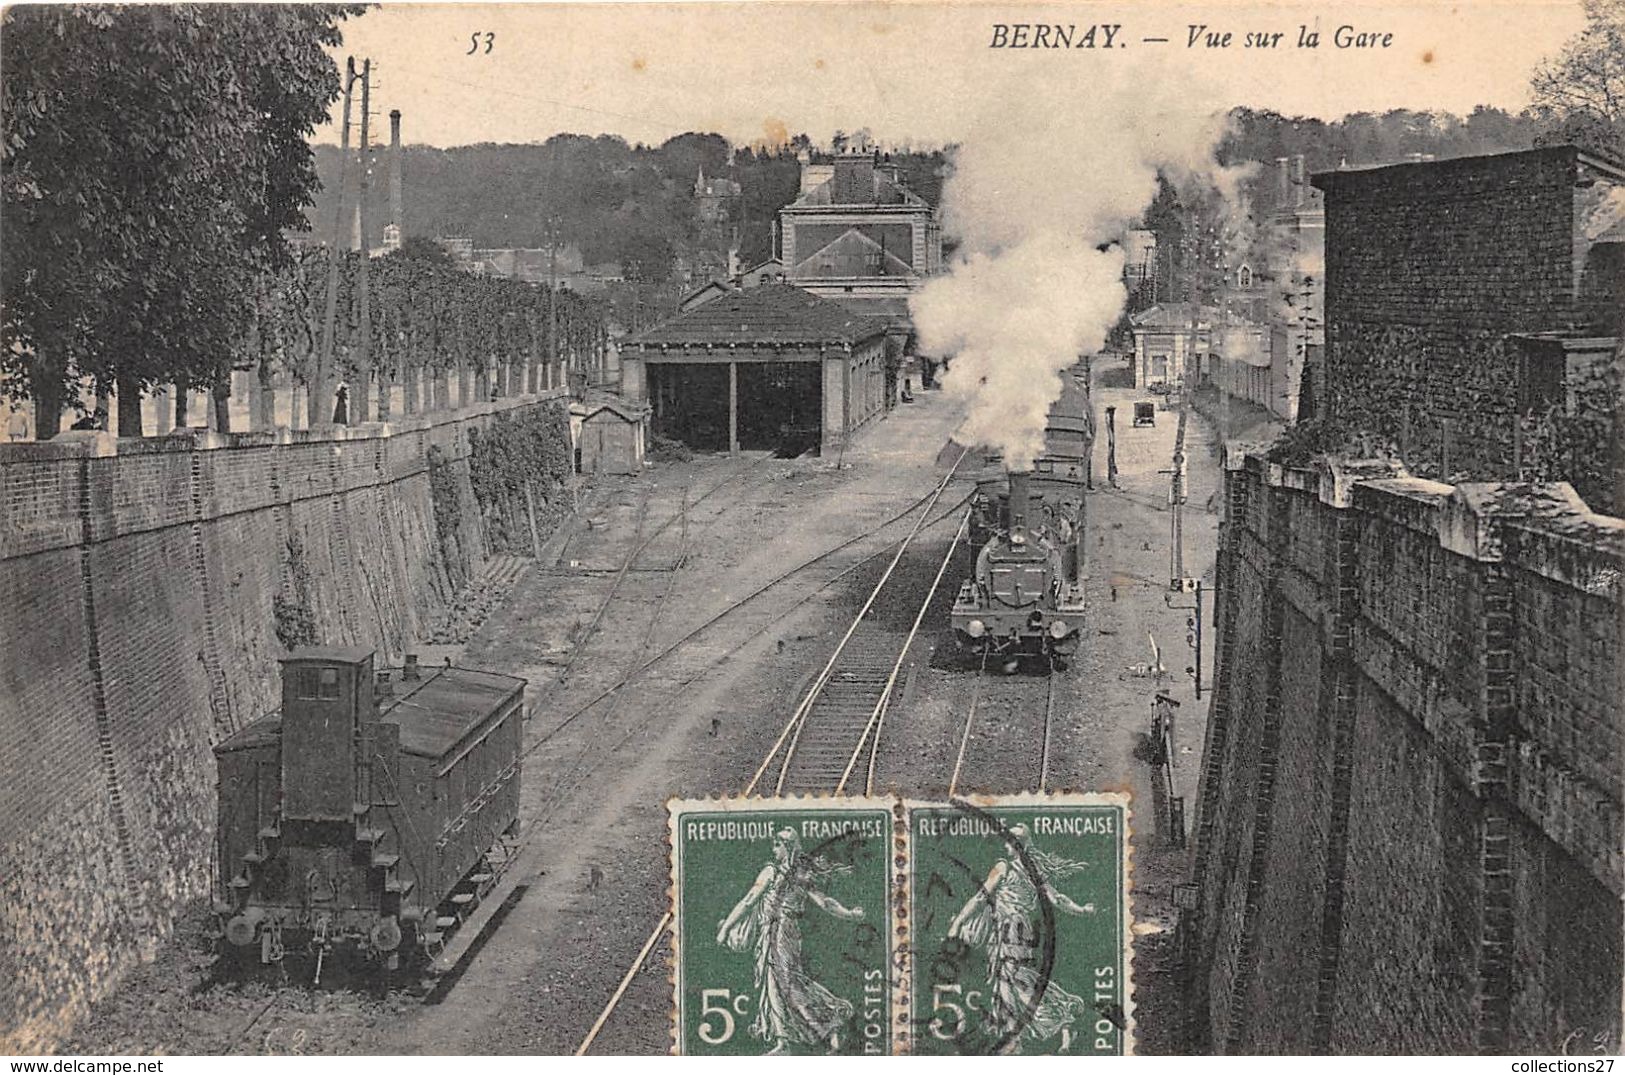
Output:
1 5 611 439
248 240 604 430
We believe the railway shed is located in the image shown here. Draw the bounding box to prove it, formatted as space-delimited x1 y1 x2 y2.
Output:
618 283 895 456
577 397 648 474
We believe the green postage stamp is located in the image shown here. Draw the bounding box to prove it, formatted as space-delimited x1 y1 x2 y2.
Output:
667 792 1130 1055
906 793 1133 1056
668 797 897 1056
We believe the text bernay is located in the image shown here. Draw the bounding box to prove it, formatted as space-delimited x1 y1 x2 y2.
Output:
989 23 1123 49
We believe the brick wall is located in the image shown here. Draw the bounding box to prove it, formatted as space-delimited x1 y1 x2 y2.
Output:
1186 451 1623 1054
0 393 569 1051
1313 147 1623 503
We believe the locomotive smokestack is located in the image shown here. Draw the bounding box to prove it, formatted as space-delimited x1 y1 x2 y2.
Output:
1008 469 1032 536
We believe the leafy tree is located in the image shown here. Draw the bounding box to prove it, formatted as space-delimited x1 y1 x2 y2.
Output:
396 235 457 266
1530 0 1625 160
1 4 361 437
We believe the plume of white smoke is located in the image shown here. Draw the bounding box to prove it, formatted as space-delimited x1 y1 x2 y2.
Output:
911 75 1243 469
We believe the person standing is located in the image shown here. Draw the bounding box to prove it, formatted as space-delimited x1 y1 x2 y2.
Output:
716 828 866 1054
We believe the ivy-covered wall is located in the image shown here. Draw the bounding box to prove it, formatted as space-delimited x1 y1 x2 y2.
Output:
0 391 572 1051
467 400 574 557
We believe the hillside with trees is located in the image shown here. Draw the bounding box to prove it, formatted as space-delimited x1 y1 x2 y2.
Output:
307 133 950 278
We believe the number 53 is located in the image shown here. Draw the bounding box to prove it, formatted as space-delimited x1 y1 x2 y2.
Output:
466 31 494 55
698 988 751 1045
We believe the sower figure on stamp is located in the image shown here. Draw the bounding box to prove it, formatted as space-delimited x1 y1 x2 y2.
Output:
947 824 1096 1053
716 828 865 1054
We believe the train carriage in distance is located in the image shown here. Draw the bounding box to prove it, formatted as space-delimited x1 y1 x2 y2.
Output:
213 647 525 976
967 365 1093 543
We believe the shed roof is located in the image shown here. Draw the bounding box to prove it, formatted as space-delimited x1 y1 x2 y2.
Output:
628 282 890 348
581 398 648 423
281 646 376 666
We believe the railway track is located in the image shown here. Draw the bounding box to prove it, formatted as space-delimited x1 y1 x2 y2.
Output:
947 654 1061 797
575 453 972 1054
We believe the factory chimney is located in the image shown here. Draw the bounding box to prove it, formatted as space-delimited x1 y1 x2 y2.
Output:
389 109 404 249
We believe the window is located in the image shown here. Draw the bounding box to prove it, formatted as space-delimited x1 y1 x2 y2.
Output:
1238 265 1253 290
297 666 342 700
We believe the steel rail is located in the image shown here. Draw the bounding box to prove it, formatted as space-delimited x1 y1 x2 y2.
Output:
769 476 955 794
836 505 971 796
947 648 991 798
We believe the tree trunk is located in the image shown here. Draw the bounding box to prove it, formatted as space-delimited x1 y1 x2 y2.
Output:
375 332 392 422
117 375 144 437
173 385 188 430
212 377 232 434
355 368 372 424
404 361 419 415
459 361 473 409
31 355 64 440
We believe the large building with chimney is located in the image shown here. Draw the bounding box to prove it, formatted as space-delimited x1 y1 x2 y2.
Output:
778 147 942 324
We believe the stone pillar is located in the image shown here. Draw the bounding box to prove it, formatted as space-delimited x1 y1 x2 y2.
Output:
822 353 845 455
621 352 645 402
152 387 174 436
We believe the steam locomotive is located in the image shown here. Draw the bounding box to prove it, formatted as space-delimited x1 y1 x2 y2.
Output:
952 363 1093 669
951 469 1086 667
212 647 525 976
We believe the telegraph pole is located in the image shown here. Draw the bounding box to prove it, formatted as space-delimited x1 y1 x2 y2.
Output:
317 57 357 430
1170 405 1188 588
354 59 373 424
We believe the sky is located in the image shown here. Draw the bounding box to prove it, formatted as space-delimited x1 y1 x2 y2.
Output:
316 0 1591 149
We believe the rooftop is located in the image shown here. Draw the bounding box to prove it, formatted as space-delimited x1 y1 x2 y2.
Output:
1131 303 1219 330
219 662 526 760
789 160 930 210
627 282 891 348
1311 145 1625 193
